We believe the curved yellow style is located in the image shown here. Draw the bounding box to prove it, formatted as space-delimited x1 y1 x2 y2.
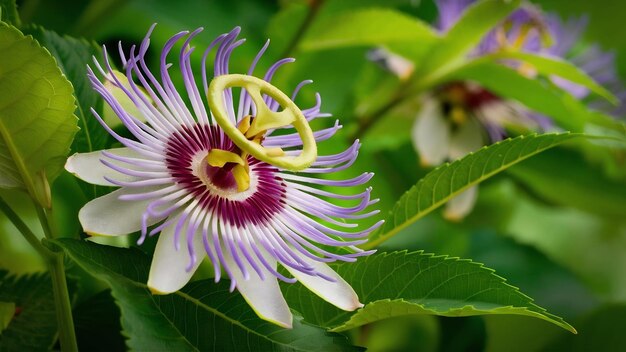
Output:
208 74 317 171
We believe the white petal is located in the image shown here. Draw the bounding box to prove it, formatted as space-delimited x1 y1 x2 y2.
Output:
285 258 362 311
444 186 478 221
224 246 293 328
79 187 166 236
412 99 450 167
148 212 206 294
448 118 484 160
65 148 141 186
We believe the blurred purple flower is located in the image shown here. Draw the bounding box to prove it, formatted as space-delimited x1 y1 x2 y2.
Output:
65 25 381 328
373 1 625 219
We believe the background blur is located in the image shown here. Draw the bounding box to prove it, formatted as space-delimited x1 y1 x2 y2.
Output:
2 0 626 351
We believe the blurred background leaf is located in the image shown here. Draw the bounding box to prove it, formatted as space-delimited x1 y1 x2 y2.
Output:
0 0 20 26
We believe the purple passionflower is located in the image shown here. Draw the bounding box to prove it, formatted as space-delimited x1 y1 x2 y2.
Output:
373 1 624 219
427 0 625 140
65 25 381 328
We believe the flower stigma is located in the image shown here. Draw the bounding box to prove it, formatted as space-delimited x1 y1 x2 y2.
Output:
206 74 317 193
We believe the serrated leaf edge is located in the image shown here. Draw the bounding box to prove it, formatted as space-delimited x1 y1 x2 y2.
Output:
327 250 576 334
366 133 579 248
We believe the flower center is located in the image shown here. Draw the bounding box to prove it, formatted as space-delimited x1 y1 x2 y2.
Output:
164 124 286 226
206 115 283 192
440 82 499 126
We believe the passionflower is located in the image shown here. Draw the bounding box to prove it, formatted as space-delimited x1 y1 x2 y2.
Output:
371 0 624 219
65 25 381 328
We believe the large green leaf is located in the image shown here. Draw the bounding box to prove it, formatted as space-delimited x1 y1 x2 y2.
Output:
25 26 107 154
487 51 618 104
282 251 575 333
301 8 437 53
0 23 77 207
367 133 579 248
414 0 519 85
0 271 58 351
49 238 361 352
24 27 110 200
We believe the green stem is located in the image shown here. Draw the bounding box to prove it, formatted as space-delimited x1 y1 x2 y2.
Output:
0 196 51 260
348 90 409 141
32 200 78 352
47 254 78 352
0 196 78 350
280 0 324 58
349 54 463 141
34 201 53 239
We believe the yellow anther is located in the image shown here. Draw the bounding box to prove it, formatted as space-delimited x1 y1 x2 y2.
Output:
512 24 532 49
206 149 251 191
238 115 252 135
207 149 246 168
451 106 467 125
231 164 250 192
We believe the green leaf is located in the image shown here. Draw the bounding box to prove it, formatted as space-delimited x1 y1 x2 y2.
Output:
24 26 107 154
0 271 58 350
367 133 579 248
414 0 520 84
0 23 78 207
301 8 437 54
49 238 362 352
74 290 126 352
439 60 587 131
282 251 575 333
0 0 20 27
488 51 618 104
508 147 626 219
0 302 14 333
